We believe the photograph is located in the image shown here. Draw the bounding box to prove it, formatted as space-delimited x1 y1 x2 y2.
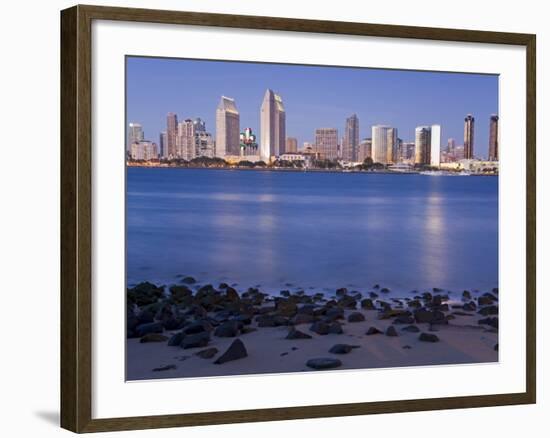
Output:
125 56 500 380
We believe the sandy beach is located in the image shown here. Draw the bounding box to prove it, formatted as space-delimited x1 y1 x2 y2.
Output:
126 281 498 380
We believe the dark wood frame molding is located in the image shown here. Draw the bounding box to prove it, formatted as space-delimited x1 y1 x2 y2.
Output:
61 4 536 433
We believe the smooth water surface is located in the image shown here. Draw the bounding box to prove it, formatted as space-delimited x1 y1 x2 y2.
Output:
127 168 498 293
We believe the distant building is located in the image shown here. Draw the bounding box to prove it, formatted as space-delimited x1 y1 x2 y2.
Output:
343 114 360 161
314 128 339 160
358 138 372 162
488 114 499 161
194 131 215 158
216 96 240 157
372 125 397 164
447 138 456 154
303 141 314 152
399 141 415 162
130 141 158 161
260 89 286 161
430 124 441 167
166 113 178 158
193 117 206 133
415 126 431 165
464 114 475 159
454 145 465 160
279 152 305 162
286 137 298 153
159 131 167 158
177 119 195 160
128 123 144 152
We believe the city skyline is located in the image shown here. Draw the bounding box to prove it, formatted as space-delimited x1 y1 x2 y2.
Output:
127 56 498 159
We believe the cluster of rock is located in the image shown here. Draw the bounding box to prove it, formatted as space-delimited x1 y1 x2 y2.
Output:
127 280 499 372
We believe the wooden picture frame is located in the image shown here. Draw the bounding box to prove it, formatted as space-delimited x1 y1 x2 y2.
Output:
61 4 536 433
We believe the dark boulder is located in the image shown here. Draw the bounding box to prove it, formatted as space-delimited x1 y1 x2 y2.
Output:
180 332 210 349
328 322 344 334
135 322 164 337
478 305 498 316
361 298 375 310
366 326 382 335
401 325 420 333
195 347 218 359
214 339 248 364
306 358 342 370
167 331 184 346
286 328 312 340
347 312 366 323
214 321 241 338
181 276 196 284
419 332 439 343
478 317 499 329
310 321 330 335
182 320 212 335
140 333 168 343
329 344 359 354
385 326 398 337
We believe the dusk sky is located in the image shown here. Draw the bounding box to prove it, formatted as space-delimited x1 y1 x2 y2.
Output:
126 56 498 158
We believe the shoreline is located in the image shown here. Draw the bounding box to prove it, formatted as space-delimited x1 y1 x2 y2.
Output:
127 278 499 380
126 163 498 176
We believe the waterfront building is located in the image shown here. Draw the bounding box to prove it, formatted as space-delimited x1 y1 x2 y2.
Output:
314 128 339 160
488 114 499 161
464 114 475 159
177 119 195 160
194 131 215 158
279 152 305 162
166 112 178 158
303 141 314 152
159 131 167 158
128 123 144 152
454 145 465 160
357 138 372 162
260 89 286 161
415 126 432 165
372 125 397 165
343 114 360 161
399 141 415 162
130 140 158 161
447 138 456 154
216 96 240 158
286 137 298 153
430 124 441 167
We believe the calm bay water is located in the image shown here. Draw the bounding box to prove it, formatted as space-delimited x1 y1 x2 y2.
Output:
127 168 498 294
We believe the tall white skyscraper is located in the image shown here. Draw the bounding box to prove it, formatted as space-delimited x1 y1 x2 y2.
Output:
260 89 286 162
371 125 397 164
216 96 240 157
430 124 441 167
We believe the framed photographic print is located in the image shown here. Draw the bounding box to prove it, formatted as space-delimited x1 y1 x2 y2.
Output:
60 4 536 433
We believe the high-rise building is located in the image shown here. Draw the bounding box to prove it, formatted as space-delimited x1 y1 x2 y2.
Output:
372 125 397 164
343 114 360 161
447 138 456 154
415 126 432 165
193 117 206 133
358 138 372 162
399 142 415 162
195 131 215 158
130 141 158 161
166 113 178 158
216 96 240 157
128 123 144 152
286 137 298 153
260 89 286 161
314 128 339 160
430 124 441 167
488 114 499 161
464 114 475 159
177 119 195 160
159 131 167 158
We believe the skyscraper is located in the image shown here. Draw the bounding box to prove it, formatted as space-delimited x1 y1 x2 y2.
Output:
216 96 240 157
260 89 286 161
358 138 372 162
314 128 339 160
177 119 195 160
193 117 206 133
372 125 397 164
166 113 178 158
464 114 475 159
286 137 298 153
430 124 441 167
488 114 499 161
447 138 456 154
159 131 167 158
415 126 432 165
343 114 360 161
128 123 144 152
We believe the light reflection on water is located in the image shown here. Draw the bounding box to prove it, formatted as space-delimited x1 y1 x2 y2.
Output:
127 168 498 293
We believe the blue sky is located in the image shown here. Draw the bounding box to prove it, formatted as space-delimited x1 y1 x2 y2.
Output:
126 56 498 158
